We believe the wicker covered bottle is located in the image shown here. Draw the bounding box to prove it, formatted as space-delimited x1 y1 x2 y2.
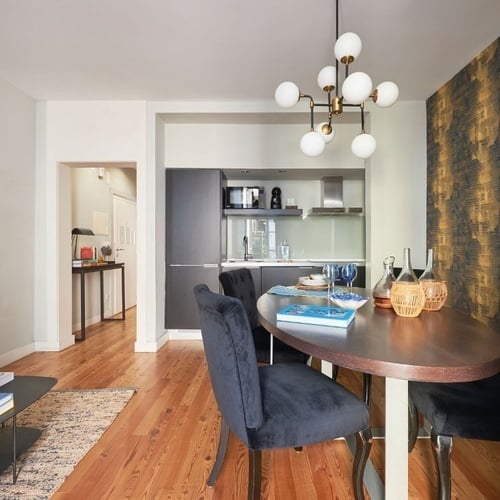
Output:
390 248 425 317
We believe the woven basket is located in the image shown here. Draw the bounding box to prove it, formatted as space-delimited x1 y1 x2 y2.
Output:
421 280 448 311
390 282 425 317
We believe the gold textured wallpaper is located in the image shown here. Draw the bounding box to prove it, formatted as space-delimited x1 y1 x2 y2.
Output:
427 38 499 330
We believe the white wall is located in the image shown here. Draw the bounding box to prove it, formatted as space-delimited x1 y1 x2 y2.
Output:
35 101 150 352
164 121 362 169
367 101 427 285
0 79 37 366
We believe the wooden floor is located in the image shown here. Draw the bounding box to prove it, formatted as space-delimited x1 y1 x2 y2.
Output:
2 308 499 499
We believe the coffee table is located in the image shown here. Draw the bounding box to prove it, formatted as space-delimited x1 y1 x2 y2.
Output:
0 376 57 482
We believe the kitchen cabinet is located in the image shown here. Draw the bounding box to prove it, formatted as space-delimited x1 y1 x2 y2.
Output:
165 169 225 329
261 265 323 292
260 264 366 292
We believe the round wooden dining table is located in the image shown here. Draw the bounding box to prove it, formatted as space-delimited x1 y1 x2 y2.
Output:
257 289 500 500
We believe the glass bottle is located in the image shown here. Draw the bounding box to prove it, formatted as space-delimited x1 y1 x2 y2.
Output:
372 256 396 308
419 248 437 281
395 247 418 283
279 240 290 261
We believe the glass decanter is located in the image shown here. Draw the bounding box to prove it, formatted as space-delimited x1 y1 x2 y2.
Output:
395 247 418 283
419 248 437 281
372 256 396 308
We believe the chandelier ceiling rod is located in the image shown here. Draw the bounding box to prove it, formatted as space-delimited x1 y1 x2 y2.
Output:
274 0 399 159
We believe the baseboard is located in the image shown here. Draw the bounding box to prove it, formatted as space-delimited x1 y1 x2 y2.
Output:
167 329 202 340
0 343 36 368
134 329 170 352
35 336 75 352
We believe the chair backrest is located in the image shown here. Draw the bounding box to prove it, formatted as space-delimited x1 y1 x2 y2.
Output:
219 268 259 330
193 284 263 444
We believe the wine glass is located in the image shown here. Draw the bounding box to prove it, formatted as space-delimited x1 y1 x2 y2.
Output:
322 264 340 314
341 263 358 291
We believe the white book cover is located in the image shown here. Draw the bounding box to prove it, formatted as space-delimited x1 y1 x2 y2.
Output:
0 371 14 386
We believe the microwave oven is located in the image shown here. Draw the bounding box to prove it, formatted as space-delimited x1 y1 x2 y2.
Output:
225 187 265 209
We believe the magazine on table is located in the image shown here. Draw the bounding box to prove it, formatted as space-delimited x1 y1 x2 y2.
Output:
276 304 355 328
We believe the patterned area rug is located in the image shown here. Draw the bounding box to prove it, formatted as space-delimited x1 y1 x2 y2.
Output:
0 387 136 499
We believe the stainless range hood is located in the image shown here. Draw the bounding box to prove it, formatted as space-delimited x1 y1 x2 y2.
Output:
308 176 363 215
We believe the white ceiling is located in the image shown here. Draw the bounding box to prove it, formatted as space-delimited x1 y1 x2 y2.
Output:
1 0 498 102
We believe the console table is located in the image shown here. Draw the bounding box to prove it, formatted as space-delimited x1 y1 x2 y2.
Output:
0 376 57 482
72 262 125 340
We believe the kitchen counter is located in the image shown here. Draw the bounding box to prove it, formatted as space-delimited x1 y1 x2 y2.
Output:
221 258 366 268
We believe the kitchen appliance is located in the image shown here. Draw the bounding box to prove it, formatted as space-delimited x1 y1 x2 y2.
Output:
308 176 363 214
225 186 265 209
270 187 282 209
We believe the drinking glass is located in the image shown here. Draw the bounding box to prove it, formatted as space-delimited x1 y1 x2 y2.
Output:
322 264 340 314
341 263 358 290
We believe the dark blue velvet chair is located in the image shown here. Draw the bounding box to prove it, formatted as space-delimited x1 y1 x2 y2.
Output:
219 268 309 364
408 373 500 500
193 283 372 500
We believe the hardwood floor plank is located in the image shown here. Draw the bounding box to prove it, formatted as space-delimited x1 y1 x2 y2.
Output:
2 307 498 499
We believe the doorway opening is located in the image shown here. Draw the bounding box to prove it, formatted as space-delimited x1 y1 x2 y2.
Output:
69 163 137 335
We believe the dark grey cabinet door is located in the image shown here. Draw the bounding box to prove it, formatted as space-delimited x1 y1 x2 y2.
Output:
166 265 220 329
165 169 222 265
261 266 322 292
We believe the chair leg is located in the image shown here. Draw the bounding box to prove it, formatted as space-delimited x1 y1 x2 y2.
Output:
208 418 230 487
352 427 373 500
248 449 262 500
431 429 453 500
408 396 418 452
362 373 372 407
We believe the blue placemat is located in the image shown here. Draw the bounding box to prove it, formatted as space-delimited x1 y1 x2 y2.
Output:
266 285 328 297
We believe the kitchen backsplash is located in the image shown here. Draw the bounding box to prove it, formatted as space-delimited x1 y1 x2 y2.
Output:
226 215 365 261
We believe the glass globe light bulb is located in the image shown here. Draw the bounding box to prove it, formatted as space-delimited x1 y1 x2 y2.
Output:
334 32 362 64
317 66 336 91
351 133 376 159
300 131 326 157
342 72 373 104
315 122 335 143
275 81 300 108
374 81 399 107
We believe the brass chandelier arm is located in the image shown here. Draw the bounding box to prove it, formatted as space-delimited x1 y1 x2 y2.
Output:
299 94 316 130
360 103 366 133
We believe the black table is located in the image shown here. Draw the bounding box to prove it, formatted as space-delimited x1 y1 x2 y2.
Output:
257 289 500 500
72 262 125 340
0 376 57 482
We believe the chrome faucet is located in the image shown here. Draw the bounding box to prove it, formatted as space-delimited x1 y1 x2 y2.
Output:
243 235 251 261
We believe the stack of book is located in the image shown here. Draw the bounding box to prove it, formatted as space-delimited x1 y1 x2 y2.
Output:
0 371 14 415
72 259 98 267
0 392 14 415
0 371 13 386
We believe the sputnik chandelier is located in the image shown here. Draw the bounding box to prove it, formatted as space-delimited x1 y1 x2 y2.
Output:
274 0 399 159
